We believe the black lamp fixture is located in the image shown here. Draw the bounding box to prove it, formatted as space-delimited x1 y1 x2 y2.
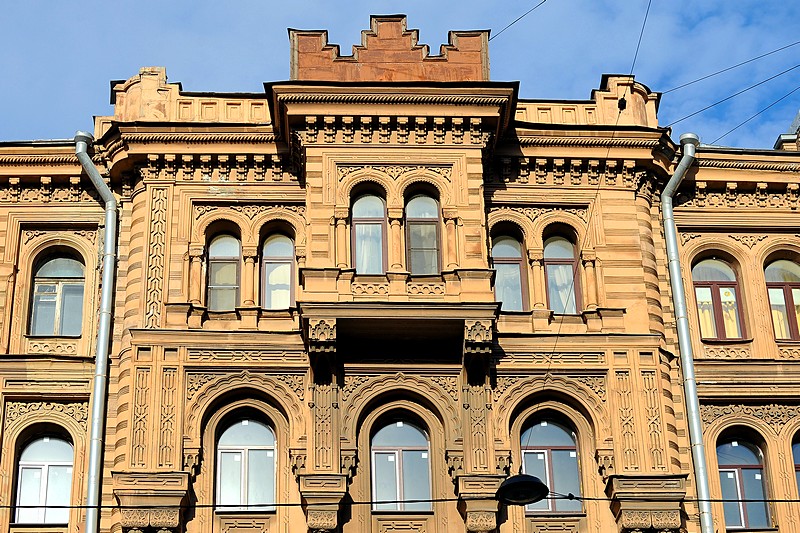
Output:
495 474 549 506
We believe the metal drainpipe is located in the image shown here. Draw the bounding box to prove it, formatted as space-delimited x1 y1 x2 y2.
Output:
75 131 117 533
661 132 714 533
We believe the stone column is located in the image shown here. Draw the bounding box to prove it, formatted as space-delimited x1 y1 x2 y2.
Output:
387 207 404 270
443 207 458 269
581 251 598 310
334 207 349 268
528 249 545 308
188 244 204 305
241 246 258 306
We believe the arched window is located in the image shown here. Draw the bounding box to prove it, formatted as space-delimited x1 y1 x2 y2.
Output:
692 258 743 340
765 259 800 340
544 236 580 314
521 419 581 512
352 194 386 275
207 234 240 311
717 438 770 528
491 235 526 312
262 234 294 309
793 438 800 495
371 419 431 511
16 436 73 524
29 255 84 336
217 419 275 511
405 195 440 275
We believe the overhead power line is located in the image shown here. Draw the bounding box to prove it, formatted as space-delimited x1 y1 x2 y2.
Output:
711 82 800 144
489 0 548 42
665 63 800 127
663 39 800 94
628 0 653 76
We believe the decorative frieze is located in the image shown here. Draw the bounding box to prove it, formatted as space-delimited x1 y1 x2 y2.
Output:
5 401 88 430
192 203 305 221
489 205 589 224
144 187 168 328
486 157 638 188
701 403 800 432
677 180 800 210
336 163 452 182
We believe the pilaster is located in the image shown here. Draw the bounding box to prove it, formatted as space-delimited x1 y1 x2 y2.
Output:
605 474 687 533
112 471 189 533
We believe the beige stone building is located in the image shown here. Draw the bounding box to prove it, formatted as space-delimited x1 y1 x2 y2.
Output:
0 14 799 533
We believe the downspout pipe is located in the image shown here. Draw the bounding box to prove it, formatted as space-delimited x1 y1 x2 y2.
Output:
660 133 714 533
75 131 117 533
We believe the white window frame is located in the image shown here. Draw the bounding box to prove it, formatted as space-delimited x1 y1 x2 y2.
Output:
370 423 431 512
215 424 276 512
15 439 73 524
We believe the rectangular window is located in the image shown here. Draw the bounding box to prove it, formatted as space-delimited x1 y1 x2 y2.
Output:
264 262 291 309
401 450 431 511
355 224 384 275
695 287 716 338
247 449 275 511
546 264 577 314
219 451 243 507
495 263 523 311
373 451 398 510
45 465 71 523
551 450 581 512
719 287 742 338
523 451 548 511
17 467 43 523
719 469 743 527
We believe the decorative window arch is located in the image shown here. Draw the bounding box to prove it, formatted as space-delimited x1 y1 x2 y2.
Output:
15 435 73 524
216 418 276 511
692 258 744 340
207 234 241 311
543 234 580 314
405 194 440 275
261 233 294 309
717 437 770 528
520 417 581 512
765 259 800 340
371 417 432 511
491 233 527 312
29 253 85 336
352 194 387 275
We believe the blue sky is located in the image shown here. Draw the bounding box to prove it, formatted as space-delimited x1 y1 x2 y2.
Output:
2 1 799 148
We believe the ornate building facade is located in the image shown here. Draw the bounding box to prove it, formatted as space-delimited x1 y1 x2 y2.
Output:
0 14 799 533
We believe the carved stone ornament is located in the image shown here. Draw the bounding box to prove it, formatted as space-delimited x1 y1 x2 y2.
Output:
336 163 452 181
306 509 338 531
465 511 497 532
307 318 337 354
5 400 88 430
701 403 800 432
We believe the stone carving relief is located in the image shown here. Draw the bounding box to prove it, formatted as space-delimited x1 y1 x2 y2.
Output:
276 373 305 402
677 180 800 210
187 349 304 362
616 370 639 471
702 345 750 359
376 519 428 532
306 509 337 531
465 511 496 532
131 367 151 468
489 205 589 224
186 373 217 401
352 282 389 295
701 403 800 432
336 163 452 182
407 282 445 296
144 187 168 328
498 351 605 365
158 367 177 468
5 401 88 430
574 375 606 401
27 340 78 355
729 234 768 249
641 370 665 470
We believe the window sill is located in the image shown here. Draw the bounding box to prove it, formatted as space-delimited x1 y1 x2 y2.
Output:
371 510 434 515
24 334 81 339
701 337 753 345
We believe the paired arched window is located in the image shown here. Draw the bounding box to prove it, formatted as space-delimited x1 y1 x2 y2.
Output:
352 195 386 275
766 259 800 340
544 236 579 314
717 438 770 528
29 255 84 336
521 419 581 512
371 419 431 511
405 195 440 275
692 258 743 340
15 436 73 524
262 234 294 309
491 235 526 312
207 234 241 311
217 419 275 511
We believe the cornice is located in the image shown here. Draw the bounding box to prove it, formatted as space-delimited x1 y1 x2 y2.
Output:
696 159 800 172
275 93 508 107
119 132 277 144
0 154 101 166
516 136 661 149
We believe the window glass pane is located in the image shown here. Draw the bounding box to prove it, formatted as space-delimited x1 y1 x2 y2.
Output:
695 286 717 338
718 287 742 338
353 195 384 218
408 224 437 251
402 450 431 511
406 196 438 218
521 421 576 447
354 223 383 274
409 251 438 276
209 235 240 257
208 288 237 311
765 260 800 282
523 451 548 511
209 262 238 286
793 289 800 336
219 451 242 506
44 465 71 523
263 234 293 257
17 467 43 523
717 442 761 466
719 470 743 527
20 438 73 462
544 237 574 259
546 264 577 314
264 262 291 309
31 291 56 335
793 441 800 464
769 288 791 339
60 284 84 336
491 237 522 259
373 452 399 510
372 421 428 447
495 263 523 312
551 450 581 512
692 259 736 282
742 468 769 527
36 257 84 278
219 420 275 446
247 449 275 509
